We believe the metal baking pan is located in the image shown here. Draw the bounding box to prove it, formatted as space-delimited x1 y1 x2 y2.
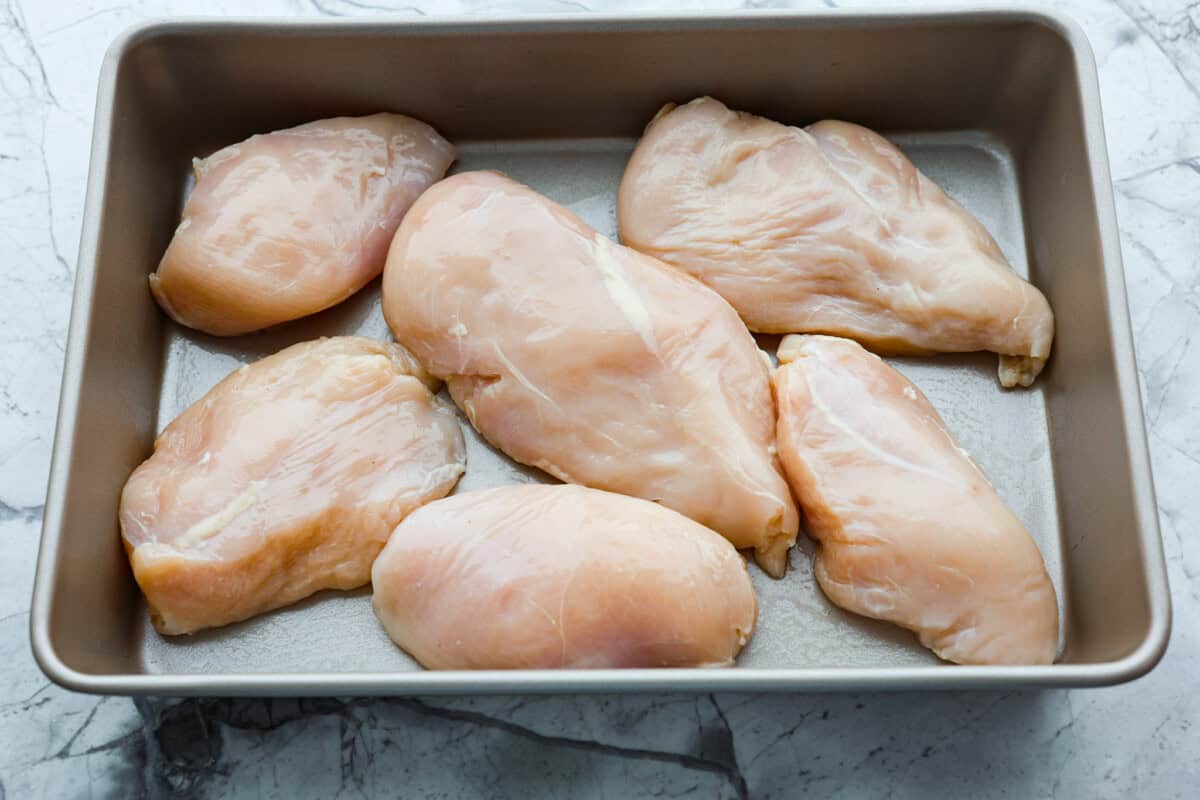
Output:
31 8 1170 695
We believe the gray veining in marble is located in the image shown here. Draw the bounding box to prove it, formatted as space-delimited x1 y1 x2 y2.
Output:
1 0 1197 797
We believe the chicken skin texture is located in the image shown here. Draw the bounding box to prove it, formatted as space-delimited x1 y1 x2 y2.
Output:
371 484 758 669
772 335 1059 664
151 113 455 336
119 337 466 635
382 171 798 576
618 98 1054 387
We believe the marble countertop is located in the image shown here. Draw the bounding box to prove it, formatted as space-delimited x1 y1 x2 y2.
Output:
2 0 1196 796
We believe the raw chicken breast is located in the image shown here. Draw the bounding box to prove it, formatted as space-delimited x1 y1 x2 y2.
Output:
618 97 1055 387
372 484 757 669
382 171 799 576
772 335 1058 665
119 337 466 635
151 113 455 336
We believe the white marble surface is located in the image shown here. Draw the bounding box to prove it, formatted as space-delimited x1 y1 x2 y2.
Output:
1 0 1197 796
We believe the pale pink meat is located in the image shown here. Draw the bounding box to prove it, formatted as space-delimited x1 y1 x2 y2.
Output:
772 335 1059 665
618 97 1055 387
119 337 465 635
371 484 758 669
151 113 455 336
382 171 799 577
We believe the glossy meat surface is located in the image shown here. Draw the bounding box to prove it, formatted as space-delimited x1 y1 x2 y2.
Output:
618 98 1055 387
382 171 798 576
772 335 1058 664
371 485 758 669
151 113 455 336
119 337 466 635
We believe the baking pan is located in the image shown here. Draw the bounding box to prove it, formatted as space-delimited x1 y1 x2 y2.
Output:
31 8 1170 695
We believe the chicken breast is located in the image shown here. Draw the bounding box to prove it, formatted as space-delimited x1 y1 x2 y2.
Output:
151 113 455 336
119 337 466 635
372 484 757 669
618 97 1055 387
382 171 799 576
772 335 1058 664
